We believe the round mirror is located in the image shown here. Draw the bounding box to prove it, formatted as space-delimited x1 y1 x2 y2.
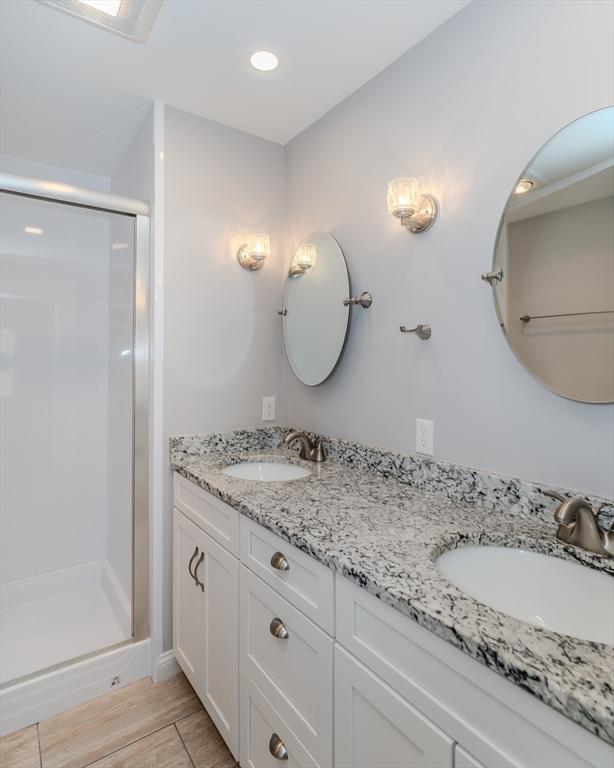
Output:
492 107 614 403
282 231 350 386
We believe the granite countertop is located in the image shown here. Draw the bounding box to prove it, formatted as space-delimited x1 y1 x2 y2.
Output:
170 429 614 745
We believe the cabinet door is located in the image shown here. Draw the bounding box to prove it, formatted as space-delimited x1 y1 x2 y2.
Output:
173 508 207 694
335 645 453 768
173 508 239 759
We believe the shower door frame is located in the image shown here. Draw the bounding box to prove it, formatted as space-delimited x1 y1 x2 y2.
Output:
0 172 150 651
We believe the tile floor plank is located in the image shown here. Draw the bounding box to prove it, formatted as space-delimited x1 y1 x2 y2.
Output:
39 673 202 768
0 723 41 768
175 711 236 768
85 726 192 768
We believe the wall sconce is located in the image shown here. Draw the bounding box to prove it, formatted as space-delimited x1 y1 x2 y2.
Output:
237 233 270 270
387 177 438 234
288 243 317 278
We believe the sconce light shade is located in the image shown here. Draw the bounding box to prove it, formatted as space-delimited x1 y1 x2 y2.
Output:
387 177 438 234
387 177 420 219
295 243 317 270
288 242 317 278
238 233 270 270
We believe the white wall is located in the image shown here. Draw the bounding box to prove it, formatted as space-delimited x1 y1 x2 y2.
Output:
0 155 110 192
109 111 154 602
162 104 285 647
282 0 614 498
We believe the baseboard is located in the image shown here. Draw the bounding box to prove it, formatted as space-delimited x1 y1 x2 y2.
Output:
0 639 151 737
153 650 180 683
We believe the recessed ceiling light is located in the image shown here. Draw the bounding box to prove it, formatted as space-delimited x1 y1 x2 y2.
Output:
250 51 279 72
24 226 43 235
515 178 534 195
111 242 130 250
79 0 121 15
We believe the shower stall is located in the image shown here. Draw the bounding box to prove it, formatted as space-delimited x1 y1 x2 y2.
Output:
0 174 150 734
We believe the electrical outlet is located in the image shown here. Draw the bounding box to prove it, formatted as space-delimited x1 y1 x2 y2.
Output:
416 418 434 455
262 396 276 421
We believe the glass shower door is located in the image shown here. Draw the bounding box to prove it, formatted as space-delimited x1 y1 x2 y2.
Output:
0 191 135 684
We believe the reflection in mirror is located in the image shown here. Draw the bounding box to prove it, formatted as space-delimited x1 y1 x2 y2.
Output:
282 231 350 386
493 107 614 403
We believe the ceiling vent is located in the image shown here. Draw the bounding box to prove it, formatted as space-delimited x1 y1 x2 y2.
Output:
36 0 162 43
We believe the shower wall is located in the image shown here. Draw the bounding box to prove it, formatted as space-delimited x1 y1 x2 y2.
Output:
0 192 111 585
1 157 135 606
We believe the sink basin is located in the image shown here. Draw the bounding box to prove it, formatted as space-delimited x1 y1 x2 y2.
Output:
436 546 614 645
222 461 311 482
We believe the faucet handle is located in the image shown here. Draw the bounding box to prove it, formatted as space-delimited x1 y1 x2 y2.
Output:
313 439 326 463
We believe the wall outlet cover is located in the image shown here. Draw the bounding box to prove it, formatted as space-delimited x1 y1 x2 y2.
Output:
416 418 434 456
262 396 276 421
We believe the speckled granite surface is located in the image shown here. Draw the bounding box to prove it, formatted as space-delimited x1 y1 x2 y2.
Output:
170 428 614 744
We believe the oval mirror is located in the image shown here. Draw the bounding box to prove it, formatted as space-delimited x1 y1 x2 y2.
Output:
282 231 350 386
492 106 614 403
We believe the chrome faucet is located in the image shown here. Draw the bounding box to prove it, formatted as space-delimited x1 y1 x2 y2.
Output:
543 490 613 558
283 431 326 463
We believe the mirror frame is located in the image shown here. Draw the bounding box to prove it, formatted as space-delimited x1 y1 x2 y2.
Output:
490 106 614 404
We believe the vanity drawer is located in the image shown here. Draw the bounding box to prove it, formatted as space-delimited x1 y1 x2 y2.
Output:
240 670 318 768
173 472 239 556
240 516 334 634
240 565 333 767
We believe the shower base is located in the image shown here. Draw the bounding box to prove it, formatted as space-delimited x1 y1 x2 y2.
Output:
0 560 148 737
0 560 131 685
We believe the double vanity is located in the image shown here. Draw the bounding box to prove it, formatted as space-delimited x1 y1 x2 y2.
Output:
171 427 614 768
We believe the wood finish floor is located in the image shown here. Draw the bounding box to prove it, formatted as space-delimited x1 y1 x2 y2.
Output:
0 673 236 768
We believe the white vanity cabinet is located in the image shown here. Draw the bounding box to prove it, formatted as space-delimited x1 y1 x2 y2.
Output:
239 517 335 767
172 475 239 760
172 473 612 768
335 575 612 768
335 645 454 768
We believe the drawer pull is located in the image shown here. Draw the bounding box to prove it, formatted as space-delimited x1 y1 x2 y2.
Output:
188 546 199 585
269 733 289 761
194 551 205 592
270 551 290 571
269 617 290 640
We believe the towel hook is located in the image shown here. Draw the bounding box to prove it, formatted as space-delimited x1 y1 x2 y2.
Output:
400 324 432 340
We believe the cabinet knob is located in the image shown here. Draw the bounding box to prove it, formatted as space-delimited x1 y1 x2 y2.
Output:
269 733 289 761
270 551 290 571
269 618 290 640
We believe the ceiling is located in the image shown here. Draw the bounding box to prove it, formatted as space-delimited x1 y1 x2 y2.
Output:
0 0 470 177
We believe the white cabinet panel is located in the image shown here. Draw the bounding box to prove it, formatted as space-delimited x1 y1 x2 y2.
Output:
335 645 453 768
200 526 239 758
174 472 239 555
455 746 486 768
172 509 206 693
240 670 318 768
172 507 239 759
240 517 334 634
240 565 333 766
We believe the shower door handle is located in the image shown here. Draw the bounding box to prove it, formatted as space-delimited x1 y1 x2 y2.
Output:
188 546 199 585
194 552 205 592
